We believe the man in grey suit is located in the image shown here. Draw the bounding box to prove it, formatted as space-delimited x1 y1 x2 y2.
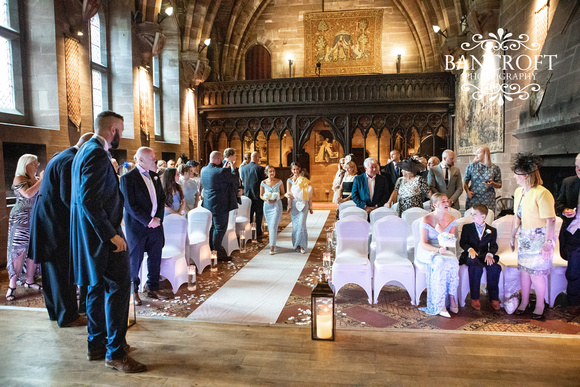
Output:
428 149 463 209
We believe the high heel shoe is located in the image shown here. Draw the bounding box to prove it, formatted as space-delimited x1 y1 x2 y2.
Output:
24 282 42 291
6 286 16 301
450 304 459 314
269 247 275 255
514 303 528 315
532 311 545 320
439 310 451 318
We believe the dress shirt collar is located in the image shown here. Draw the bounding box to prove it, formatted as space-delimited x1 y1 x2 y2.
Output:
136 164 151 177
92 134 111 151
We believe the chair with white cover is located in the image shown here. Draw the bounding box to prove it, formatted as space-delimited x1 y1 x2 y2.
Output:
235 196 252 240
549 218 568 307
370 207 397 226
339 206 368 221
411 218 428 305
187 207 212 274
141 214 188 293
423 201 431 211
338 200 357 213
372 216 415 304
224 209 239 256
465 207 495 225
448 207 462 220
402 207 429 251
332 216 373 303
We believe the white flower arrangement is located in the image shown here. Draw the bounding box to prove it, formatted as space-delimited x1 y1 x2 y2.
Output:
437 232 457 248
485 229 492 235
262 192 280 201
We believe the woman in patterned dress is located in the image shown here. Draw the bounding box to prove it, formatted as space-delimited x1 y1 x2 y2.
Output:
6 154 44 301
387 158 430 216
464 146 502 211
510 153 556 320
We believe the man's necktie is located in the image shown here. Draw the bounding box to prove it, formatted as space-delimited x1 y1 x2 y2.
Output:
444 167 449 185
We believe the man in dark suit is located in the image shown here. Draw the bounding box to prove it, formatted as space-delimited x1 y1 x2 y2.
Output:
201 151 239 261
459 204 501 311
71 111 146 373
556 153 580 314
381 149 402 188
120 147 170 306
28 132 93 327
428 149 463 209
240 151 265 239
351 157 393 214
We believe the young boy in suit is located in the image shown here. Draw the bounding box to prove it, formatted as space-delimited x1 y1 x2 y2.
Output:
459 204 502 311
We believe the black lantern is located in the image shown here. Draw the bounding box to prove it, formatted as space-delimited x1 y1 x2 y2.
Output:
311 276 335 341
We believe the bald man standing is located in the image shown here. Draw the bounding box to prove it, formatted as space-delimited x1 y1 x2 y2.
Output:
428 149 463 210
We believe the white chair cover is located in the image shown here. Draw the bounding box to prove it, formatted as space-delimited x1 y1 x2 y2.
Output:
236 196 252 240
423 201 431 211
332 217 372 303
370 207 397 226
402 207 429 251
448 207 462 220
224 209 239 256
339 206 368 221
372 216 415 304
411 217 427 305
338 200 357 213
187 207 212 274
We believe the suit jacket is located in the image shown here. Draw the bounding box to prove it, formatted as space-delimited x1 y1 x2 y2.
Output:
351 173 392 209
428 164 463 209
240 161 265 202
556 175 580 232
381 161 401 189
29 147 77 263
119 168 165 243
200 163 239 216
459 222 499 265
70 137 124 286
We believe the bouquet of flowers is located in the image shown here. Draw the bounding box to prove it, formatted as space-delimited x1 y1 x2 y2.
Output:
437 232 457 248
263 192 280 201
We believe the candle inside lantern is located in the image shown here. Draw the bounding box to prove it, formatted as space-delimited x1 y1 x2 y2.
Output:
211 250 218 272
251 222 257 241
188 265 197 291
323 252 331 267
316 305 333 339
240 235 246 253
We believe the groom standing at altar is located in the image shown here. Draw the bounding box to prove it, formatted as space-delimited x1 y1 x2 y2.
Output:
240 151 265 240
351 157 393 214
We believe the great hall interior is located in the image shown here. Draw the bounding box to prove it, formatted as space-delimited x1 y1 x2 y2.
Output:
1 0 580 385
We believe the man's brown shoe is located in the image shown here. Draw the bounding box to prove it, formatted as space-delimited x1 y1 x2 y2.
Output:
134 292 142 306
105 355 147 373
147 289 172 300
471 300 481 310
491 300 501 310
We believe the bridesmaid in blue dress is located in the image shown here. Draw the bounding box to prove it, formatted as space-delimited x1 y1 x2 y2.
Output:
286 163 314 254
260 165 285 255
417 193 460 317
161 167 185 216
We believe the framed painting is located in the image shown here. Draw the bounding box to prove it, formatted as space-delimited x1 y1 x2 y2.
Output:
304 9 383 76
314 130 341 163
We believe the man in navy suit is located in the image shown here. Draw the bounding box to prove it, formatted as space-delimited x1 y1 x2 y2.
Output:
351 157 393 214
556 153 580 314
240 151 266 239
29 132 93 327
459 204 501 311
201 151 239 261
71 111 146 373
120 147 170 306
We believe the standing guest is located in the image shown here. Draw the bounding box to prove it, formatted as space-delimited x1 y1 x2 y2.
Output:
188 160 202 202
157 160 167 171
464 145 502 212
260 165 285 254
510 153 556 320
239 152 251 173
161 167 185 216
351 157 393 215
240 151 266 240
459 204 502 311
176 153 188 167
71 111 146 372
223 147 243 204
28 133 92 325
5 154 44 301
201 151 239 261
337 160 357 204
287 163 313 254
556 153 580 314
428 149 463 210
381 150 402 189
387 158 430 216
427 156 440 170
331 157 346 205
120 147 171 307
417 193 459 318
167 159 176 168
178 164 199 213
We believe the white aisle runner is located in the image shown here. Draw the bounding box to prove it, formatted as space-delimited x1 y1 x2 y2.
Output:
187 210 329 324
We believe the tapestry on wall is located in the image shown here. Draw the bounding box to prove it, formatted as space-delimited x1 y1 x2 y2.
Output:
455 66 504 156
304 9 383 77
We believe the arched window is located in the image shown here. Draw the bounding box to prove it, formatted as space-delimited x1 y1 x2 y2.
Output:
245 45 271 80
0 0 23 113
152 55 163 139
89 10 108 120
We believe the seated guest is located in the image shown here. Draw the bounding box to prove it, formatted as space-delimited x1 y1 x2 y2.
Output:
338 160 357 204
167 159 176 168
386 158 429 216
351 157 393 215
417 193 459 318
427 157 440 170
331 157 346 205
162 167 185 216
178 164 199 213
459 204 502 311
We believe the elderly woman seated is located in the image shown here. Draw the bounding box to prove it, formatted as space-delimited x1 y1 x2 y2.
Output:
387 158 430 216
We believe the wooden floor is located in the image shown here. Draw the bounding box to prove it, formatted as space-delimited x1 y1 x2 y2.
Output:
1 308 580 386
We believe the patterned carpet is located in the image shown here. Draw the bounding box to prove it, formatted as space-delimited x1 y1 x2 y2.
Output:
2 206 580 334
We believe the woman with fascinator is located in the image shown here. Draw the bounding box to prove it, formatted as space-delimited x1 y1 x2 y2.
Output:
386 158 430 216
510 153 556 320
286 162 313 254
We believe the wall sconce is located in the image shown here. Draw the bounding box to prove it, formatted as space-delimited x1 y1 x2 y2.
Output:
287 55 294 78
198 38 211 53
396 54 402 73
315 61 321 77
158 4 174 23
432 25 448 38
460 15 468 33
68 26 84 40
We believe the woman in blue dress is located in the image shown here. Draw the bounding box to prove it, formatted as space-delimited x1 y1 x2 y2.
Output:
260 165 285 255
162 167 185 216
464 146 502 211
417 193 460 317
286 163 314 254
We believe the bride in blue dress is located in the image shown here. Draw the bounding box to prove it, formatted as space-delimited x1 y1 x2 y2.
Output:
417 193 460 317
286 162 313 254
260 165 285 255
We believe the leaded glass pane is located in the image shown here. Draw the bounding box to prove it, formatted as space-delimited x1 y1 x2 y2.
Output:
153 56 160 87
0 0 8 28
90 13 101 65
0 36 15 110
92 69 103 116
154 91 161 136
